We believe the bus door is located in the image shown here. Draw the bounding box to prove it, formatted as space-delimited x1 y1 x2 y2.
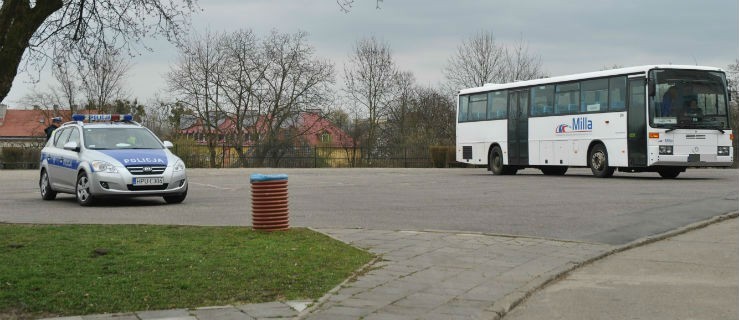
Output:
508 89 529 166
627 77 647 166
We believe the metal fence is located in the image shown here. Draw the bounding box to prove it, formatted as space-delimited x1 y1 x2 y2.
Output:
170 144 441 168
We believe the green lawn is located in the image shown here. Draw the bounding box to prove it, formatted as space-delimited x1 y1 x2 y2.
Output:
0 224 373 319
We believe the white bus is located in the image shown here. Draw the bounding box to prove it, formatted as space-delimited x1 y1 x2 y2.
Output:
456 65 734 178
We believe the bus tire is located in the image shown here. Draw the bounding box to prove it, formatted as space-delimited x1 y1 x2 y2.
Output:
589 144 615 178
541 166 568 176
657 167 682 179
490 146 516 175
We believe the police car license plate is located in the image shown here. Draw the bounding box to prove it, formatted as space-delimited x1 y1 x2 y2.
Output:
133 177 164 186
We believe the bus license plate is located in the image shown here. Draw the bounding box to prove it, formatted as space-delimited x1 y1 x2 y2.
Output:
133 177 164 186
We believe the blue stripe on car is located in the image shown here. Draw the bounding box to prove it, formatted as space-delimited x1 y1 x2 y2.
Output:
99 149 168 166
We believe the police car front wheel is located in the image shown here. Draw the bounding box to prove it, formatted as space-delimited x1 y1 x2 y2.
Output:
163 187 187 204
76 172 96 206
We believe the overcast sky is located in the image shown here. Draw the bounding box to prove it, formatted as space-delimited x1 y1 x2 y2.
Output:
4 0 738 107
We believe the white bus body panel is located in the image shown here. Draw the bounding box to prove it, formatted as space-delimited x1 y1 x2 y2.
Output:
528 112 628 167
456 120 507 165
646 129 734 166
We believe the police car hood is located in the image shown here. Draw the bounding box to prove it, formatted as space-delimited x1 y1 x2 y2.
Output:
96 149 170 166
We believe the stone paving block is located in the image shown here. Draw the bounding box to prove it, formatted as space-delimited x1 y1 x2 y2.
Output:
46 317 84 320
336 297 390 308
309 305 375 318
237 302 297 319
392 292 452 309
362 312 418 320
190 307 253 320
76 313 138 320
376 304 433 316
136 309 191 320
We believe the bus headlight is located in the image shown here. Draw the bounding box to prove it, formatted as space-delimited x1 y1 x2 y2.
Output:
717 146 730 156
659 145 673 155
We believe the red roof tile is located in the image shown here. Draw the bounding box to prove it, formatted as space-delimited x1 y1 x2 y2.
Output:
0 110 72 137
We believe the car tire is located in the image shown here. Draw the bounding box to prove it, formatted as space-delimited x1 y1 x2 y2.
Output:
164 187 187 204
76 171 96 206
40 169 57 200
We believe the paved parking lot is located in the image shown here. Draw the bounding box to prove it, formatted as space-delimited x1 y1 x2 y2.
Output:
1 167 737 245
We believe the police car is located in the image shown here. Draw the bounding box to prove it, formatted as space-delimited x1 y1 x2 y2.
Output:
39 114 188 206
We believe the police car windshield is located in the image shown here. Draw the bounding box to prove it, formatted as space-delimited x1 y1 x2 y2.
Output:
83 128 163 150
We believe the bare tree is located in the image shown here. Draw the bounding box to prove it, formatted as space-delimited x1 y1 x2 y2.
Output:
727 60 738 167
219 29 266 167
168 29 334 168
80 48 132 112
253 30 335 166
443 31 506 89
344 36 399 161
168 30 226 168
443 31 546 91
502 37 545 83
0 0 196 103
382 71 414 149
51 59 80 113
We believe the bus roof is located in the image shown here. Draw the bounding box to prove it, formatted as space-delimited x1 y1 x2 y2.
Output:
458 65 725 95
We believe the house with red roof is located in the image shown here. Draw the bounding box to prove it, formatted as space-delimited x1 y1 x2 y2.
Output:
179 110 354 148
0 105 72 147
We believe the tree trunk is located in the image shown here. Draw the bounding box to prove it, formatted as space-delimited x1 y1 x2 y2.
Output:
0 0 63 102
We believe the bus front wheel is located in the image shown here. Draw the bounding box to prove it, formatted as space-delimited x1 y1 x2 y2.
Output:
490 146 516 175
589 144 615 178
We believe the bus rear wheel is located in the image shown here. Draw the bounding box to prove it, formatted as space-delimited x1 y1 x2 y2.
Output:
490 146 516 175
589 144 615 178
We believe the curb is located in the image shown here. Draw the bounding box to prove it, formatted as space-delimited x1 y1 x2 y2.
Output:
296 229 384 319
486 210 739 319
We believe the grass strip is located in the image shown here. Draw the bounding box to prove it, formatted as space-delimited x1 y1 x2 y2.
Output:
0 224 373 318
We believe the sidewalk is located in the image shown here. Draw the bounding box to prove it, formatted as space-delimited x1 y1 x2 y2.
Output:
41 215 737 320
504 217 739 320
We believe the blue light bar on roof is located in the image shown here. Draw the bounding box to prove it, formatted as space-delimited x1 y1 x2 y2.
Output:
71 114 134 122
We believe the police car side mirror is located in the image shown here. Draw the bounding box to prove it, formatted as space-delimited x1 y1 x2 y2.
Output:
63 141 80 152
163 141 174 149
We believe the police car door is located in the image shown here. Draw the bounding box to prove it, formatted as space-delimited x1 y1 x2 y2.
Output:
59 127 83 188
47 128 73 191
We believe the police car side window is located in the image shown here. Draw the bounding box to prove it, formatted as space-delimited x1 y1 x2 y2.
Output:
68 128 81 146
54 128 72 148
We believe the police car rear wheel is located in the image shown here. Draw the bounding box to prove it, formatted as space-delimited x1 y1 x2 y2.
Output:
163 187 187 204
40 170 57 200
76 172 96 206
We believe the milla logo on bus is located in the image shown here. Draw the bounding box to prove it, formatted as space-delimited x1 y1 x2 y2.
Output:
556 117 593 134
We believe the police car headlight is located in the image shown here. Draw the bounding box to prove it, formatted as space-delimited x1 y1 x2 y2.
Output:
173 160 186 172
92 160 118 173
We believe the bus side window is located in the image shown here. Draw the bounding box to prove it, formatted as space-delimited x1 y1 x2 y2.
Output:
459 95 469 122
489 91 508 119
531 85 554 116
609 76 627 111
581 78 608 113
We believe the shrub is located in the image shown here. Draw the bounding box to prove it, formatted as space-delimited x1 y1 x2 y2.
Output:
429 146 455 168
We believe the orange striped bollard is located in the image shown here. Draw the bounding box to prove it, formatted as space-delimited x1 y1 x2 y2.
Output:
250 174 289 231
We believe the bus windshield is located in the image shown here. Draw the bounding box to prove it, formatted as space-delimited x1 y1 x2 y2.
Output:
650 69 730 130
